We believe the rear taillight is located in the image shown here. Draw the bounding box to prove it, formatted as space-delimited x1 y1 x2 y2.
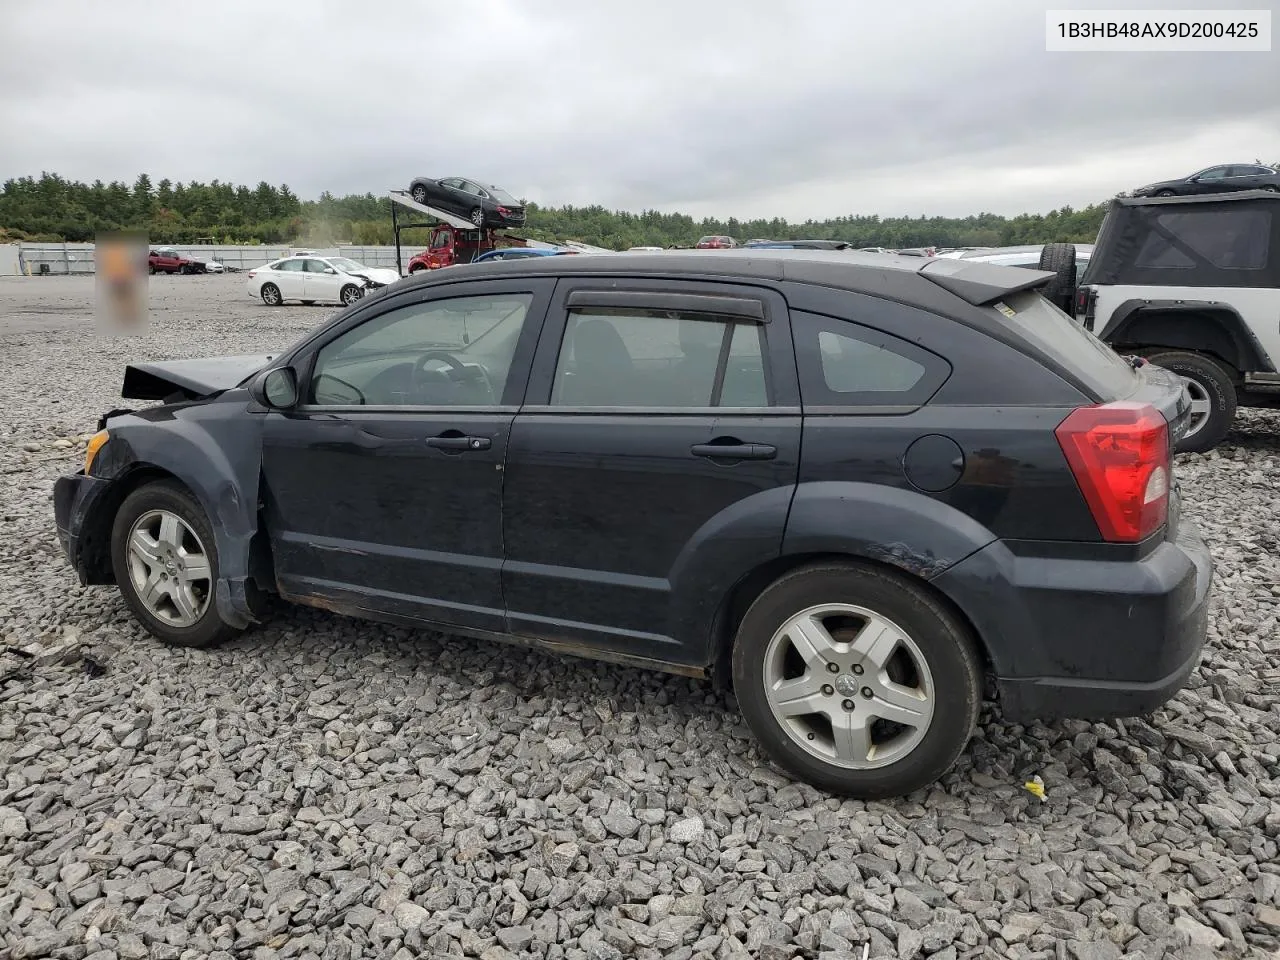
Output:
247 271 256 278
1055 402 1170 543
497 206 510 216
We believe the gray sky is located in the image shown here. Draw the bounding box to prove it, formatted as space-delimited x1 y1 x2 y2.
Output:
1 0 1277 221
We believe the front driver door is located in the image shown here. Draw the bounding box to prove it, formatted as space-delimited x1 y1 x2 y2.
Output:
260 278 553 632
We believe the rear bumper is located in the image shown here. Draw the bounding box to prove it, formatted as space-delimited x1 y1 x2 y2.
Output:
933 519 1213 723
53 471 114 585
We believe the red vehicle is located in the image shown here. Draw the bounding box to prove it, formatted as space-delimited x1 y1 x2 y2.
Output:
695 235 738 249
148 247 203 275
406 225 532 272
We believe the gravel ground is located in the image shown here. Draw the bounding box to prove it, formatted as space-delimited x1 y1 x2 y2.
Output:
2 274 1279 960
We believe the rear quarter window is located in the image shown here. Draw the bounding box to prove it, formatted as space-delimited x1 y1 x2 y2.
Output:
991 292 1136 398
791 310 951 409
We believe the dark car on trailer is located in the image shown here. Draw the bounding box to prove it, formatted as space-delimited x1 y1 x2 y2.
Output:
1131 163 1280 198
53 250 1212 798
407 176 526 228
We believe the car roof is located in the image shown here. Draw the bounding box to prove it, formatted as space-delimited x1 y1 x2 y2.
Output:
399 248 1055 308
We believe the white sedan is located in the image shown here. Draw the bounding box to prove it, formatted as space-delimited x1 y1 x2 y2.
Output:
246 255 401 307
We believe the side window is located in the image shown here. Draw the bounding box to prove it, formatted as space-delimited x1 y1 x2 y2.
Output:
791 310 950 409
308 293 533 407
1134 209 1271 270
550 307 768 408
1198 167 1229 181
275 259 303 272
302 259 330 273
430 232 450 249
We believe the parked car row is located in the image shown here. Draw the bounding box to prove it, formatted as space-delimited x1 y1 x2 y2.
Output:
54 248 1212 799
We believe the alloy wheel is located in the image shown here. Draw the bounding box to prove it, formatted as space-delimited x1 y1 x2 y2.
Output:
762 603 935 769
125 509 212 628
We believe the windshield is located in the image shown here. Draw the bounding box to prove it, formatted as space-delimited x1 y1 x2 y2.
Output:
487 186 518 204
327 258 369 273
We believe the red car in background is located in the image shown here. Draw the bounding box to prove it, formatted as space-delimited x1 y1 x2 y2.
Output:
695 236 737 249
148 247 203 275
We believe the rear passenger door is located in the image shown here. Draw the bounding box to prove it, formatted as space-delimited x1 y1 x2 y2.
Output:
501 279 802 668
272 259 307 300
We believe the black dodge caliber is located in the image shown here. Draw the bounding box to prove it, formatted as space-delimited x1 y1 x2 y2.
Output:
53 250 1213 798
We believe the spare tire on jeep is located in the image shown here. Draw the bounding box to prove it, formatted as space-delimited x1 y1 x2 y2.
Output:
1038 243 1077 312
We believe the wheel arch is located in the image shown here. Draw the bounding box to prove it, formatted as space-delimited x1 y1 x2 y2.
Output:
91 407 267 627
1101 299 1272 374
706 552 994 693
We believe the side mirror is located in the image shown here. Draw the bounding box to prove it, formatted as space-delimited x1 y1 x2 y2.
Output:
325 267 337 274
249 366 299 409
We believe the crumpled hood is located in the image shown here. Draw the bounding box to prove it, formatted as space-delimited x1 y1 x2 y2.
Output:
347 267 401 286
122 354 275 401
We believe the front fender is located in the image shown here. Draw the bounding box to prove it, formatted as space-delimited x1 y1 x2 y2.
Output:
97 395 264 626
782 481 998 580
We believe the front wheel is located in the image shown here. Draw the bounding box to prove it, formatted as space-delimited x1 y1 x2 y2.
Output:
731 562 982 798
340 284 363 306
411 184 429 204
260 282 282 306
1146 350 1237 453
110 480 240 649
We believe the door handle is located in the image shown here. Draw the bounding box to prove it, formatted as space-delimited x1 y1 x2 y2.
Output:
690 442 777 461
427 435 491 451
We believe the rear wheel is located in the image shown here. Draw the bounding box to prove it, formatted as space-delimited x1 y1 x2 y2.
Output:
1146 350 1237 453
1037 242 1077 312
110 481 240 649
731 562 982 798
260 283 282 306
470 207 485 227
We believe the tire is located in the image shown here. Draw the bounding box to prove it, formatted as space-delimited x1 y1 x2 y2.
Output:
148 265 155 275
1263 185 1279 193
110 480 240 649
731 562 982 798
411 184 429 204
1145 350 1237 453
1037 242 1077 312
260 282 282 306
470 207 485 227
1155 189 1176 197
340 284 363 306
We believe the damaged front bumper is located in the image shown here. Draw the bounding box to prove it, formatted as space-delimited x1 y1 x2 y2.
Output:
53 471 114 585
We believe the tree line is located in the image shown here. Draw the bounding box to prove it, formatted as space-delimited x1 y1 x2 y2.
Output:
1 167 1274 251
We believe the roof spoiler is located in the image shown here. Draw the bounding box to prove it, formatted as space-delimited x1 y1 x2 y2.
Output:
919 258 1057 306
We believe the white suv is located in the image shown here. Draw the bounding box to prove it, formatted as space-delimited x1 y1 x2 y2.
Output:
1077 190 1280 452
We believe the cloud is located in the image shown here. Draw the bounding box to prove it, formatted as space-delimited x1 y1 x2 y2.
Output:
1 0 1277 220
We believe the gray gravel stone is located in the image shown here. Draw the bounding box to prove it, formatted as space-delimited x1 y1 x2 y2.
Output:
2 281 1280 960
